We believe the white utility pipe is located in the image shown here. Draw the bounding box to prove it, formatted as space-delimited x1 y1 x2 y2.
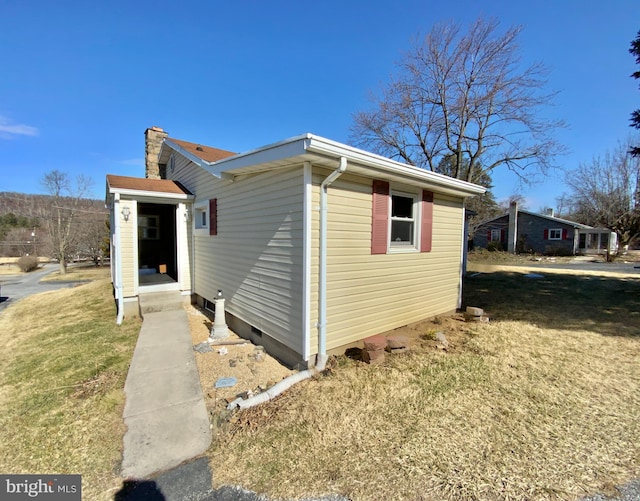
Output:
228 157 347 411
318 156 347 362
114 194 125 325
232 365 323 410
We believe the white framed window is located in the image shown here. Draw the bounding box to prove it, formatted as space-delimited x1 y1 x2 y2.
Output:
548 228 562 240
390 191 419 250
138 215 159 240
193 200 209 236
491 229 502 241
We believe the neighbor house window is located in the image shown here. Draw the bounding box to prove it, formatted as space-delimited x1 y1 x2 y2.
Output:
548 228 562 240
390 192 417 248
491 229 502 242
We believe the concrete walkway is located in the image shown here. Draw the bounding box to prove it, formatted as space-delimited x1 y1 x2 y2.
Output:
121 306 211 479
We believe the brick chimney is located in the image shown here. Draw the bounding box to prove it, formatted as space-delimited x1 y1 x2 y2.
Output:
145 126 168 179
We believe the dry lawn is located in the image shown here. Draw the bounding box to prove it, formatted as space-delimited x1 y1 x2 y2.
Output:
0 257 49 275
208 271 640 500
40 264 110 282
0 263 22 275
0 278 140 500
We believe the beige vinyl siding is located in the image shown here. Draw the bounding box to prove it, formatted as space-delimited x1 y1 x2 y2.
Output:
168 154 305 354
310 168 464 354
119 199 136 297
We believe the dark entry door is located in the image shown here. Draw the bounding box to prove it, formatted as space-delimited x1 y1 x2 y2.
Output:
137 203 178 282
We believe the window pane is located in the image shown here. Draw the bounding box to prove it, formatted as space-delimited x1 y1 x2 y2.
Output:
391 220 413 244
392 195 413 218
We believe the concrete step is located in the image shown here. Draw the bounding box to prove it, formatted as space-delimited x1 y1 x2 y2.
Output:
139 291 184 315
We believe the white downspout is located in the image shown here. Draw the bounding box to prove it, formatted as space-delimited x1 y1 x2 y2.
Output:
114 194 125 325
317 156 347 368
229 157 347 411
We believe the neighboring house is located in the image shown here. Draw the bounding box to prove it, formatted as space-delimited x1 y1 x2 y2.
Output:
107 127 485 368
473 203 617 255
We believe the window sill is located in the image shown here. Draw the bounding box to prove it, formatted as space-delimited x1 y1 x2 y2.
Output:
389 245 419 254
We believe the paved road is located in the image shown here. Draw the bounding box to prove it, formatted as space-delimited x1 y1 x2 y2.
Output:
531 259 640 275
471 258 640 278
0 263 86 313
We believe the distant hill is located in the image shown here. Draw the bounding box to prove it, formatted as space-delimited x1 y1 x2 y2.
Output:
0 192 108 258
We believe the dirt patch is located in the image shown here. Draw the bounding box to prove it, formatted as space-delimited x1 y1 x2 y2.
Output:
71 370 121 399
187 304 477 415
374 312 477 354
186 305 296 417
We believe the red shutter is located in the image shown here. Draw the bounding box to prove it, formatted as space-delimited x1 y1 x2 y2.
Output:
543 229 549 240
209 198 217 236
501 229 506 242
563 228 568 240
371 180 389 254
487 230 492 242
420 190 433 252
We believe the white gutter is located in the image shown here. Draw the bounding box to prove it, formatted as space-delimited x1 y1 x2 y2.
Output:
108 188 192 201
304 135 485 197
228 157 348 411
167 132 485 199
114 194 125 325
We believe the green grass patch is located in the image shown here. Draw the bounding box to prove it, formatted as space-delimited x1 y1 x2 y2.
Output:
0 278 140 500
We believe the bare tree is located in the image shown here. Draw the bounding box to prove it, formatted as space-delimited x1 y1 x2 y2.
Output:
629 30 640 156
351 17 565 184
77 215 109 266
563 140 640 247
437 154 501 237
40 170 93 274
499 194 528 211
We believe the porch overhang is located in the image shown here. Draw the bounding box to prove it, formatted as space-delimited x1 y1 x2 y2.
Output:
106 174 194 202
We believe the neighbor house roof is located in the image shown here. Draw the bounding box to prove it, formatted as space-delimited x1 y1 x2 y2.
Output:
160 133 486 198
518 209 592 229
106 174 193 197
477 208 593 229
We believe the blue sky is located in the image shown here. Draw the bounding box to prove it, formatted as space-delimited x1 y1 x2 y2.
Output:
1 0 639 212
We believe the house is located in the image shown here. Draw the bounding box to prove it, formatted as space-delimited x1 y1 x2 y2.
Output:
473 203 617 255
107 127 485 368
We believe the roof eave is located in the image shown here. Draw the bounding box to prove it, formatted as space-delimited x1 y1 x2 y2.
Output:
304 135 486 198
208 133 484 198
